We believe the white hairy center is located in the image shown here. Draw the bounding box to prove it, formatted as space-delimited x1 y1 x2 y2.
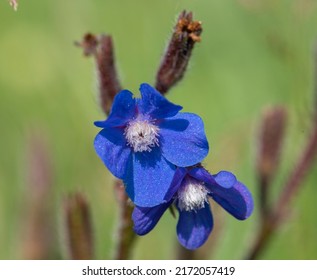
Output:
124 120 159 152
177 179 209 211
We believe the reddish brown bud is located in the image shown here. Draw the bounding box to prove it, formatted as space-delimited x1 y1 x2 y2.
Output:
76 33 122 115
155 10 202 94
75 33 99 57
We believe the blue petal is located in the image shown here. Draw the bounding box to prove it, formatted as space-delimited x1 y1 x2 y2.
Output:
159 112 209 167
190 168 237 189
138 83 182 119
124 147 176 207
188 167 217 186
191 168 253 220
163 167 188 202
94 90 136 128
132 202 172 235
209 180 254 220
214 171 237 188
177 202 213 250
94 127 132 179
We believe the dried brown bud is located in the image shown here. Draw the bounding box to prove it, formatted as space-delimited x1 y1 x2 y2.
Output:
76 33 122 115
64 193 94 260
155 10 202 94
75 33 99 56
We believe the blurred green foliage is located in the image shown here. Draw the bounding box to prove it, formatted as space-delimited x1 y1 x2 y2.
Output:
0 0 317 259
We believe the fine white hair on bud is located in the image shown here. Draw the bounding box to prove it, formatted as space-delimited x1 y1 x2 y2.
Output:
177 178 209 212
124 120 159 152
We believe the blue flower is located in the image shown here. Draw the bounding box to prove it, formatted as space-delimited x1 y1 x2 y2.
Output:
132 166 254 250
94 83 209 207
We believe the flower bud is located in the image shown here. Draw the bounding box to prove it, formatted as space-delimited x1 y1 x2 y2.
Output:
155 10 202 94
76 33 121 115
64 193 94 260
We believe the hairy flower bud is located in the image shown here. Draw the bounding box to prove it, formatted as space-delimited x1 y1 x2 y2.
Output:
76 33 121 115
155 10 202 94
64 193 94 260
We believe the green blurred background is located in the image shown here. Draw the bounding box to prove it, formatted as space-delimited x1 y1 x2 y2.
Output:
1 0 317 259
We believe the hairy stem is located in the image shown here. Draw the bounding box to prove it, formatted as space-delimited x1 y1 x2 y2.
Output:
113 180 137 260
77 33 136 259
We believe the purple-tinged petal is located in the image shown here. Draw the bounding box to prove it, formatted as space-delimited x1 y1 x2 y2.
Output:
188 167 217 186
176 202 213 250
159 112 209 167
190 168 237 189
138 83 182 119
124 147 176 207
191 168 252 220
210 181 254 220
132 202 172 235
94 127 132 179
214 171 237 188
163 167 188 202
94 90 136 128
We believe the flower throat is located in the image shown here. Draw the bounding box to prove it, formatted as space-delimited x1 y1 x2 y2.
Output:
124 120 159 152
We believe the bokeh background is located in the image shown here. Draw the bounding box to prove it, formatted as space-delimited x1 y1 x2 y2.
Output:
1 0 317 259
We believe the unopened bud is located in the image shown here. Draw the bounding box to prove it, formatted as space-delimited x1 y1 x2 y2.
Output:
64 193 94 260
75 33 99 56
155 10 202 94
76 33 122 115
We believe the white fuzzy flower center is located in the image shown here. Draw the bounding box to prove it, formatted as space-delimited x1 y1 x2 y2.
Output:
124 120 159 152
177 179 209 211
